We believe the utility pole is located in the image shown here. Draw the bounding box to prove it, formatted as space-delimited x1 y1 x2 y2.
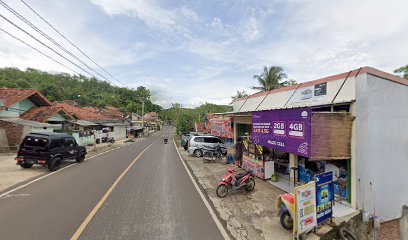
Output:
141 100 145 128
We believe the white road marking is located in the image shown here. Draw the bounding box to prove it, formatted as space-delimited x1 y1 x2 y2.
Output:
2 193 30 198
172 137 231 240
71 129 169 240
0 140 136 199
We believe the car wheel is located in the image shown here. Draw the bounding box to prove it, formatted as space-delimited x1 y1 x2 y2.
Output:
183 145 188 151
48 157 62 171
194 149 203 157
76 154 85 163
20 162 33 169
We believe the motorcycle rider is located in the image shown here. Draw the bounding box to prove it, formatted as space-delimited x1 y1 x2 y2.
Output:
164 133 168 143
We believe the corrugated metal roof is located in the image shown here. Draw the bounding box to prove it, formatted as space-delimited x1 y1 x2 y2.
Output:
0 118 61 128
69 120 98 126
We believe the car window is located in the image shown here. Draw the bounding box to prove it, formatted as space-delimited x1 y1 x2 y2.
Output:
23 137 48 148
215 138 224 144
194 137 204 142
204 137 214 143
50 139 64 148
65 138 76 147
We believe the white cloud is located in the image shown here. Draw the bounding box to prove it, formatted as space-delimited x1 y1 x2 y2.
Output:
241 17 262 43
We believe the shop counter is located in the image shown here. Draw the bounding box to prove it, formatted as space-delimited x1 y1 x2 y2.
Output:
242 155 274 180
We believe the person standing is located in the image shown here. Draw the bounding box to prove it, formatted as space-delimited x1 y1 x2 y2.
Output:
235 137 244 168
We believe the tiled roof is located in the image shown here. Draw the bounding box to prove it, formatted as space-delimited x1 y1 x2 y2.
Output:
20 106 71 122
82 106 124 120
0 88 52 109
56 103 111 121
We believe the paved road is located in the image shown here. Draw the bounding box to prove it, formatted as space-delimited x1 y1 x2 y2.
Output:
0 127 224 240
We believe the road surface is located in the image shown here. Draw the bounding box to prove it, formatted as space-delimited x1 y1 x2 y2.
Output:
0 127 225 240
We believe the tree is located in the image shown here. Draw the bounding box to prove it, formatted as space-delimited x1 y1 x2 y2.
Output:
252 66 296 92
395 65 408 79
176 111 195 134
0 67 163 115
231 90 248 101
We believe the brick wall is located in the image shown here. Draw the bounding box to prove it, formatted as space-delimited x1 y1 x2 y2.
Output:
377 219 400 240
0 120 25 147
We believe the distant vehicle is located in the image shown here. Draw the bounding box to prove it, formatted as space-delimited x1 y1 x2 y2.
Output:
15 133 87 171
187 136 225 157
181 132 200 150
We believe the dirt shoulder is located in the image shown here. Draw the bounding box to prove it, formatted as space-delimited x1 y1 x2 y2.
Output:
176 144 292 240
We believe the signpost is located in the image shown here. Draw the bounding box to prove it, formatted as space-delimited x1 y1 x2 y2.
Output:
294 181 317 238
315 172 334 225
252 108 312 158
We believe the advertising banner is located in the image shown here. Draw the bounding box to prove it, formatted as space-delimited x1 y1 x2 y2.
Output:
206 116 233 138
289 82 327 106
294 181 317 237
252 108 312 157
315 172 334 225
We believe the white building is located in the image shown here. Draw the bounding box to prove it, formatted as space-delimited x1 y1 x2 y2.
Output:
230 66 408 222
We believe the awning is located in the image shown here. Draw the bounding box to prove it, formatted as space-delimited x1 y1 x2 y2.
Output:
0 118 61 128
69 120 98 126
100 122 129 127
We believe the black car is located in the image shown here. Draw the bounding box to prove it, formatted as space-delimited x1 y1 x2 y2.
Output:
15 133 87 171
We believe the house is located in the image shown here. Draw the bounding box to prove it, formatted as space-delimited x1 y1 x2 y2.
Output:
144 112 160 122
0 89 68 150
20 105 73 129
57 103 128 141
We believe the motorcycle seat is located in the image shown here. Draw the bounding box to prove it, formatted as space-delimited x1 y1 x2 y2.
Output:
235 173 247 179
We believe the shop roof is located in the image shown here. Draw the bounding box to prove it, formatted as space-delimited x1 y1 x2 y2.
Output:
232 66 408 103
0 118 61 128
0 88 52 111
232 66 406 113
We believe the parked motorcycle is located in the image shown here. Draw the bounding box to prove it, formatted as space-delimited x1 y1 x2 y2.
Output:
202 145 227 164
275 193 295 230
216 168 255 198
103 136 115 143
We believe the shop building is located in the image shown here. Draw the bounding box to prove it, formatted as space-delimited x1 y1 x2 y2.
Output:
228 67 408 222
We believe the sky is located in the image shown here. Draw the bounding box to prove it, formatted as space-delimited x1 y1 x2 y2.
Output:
0 0 407 108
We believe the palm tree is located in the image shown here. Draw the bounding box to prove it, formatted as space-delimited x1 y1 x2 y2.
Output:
231 90 248 101
252 66 294 92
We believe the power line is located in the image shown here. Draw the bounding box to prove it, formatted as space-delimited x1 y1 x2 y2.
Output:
0 13 108 84
0 0 121 88
0 27 81 75
18 0 128 88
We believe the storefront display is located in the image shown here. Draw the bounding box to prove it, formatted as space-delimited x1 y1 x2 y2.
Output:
315 172 334 225
241 139 274 180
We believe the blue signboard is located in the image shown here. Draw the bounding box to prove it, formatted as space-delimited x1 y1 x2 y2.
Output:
315 172 333 225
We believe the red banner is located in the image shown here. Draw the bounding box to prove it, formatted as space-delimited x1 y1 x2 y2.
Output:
206 115 233 138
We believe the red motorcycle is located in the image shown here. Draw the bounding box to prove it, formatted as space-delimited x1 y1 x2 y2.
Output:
216 168 255 198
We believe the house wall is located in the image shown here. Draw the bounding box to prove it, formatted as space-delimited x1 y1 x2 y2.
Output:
110 126 127 140
48 113 66 121
355 73 408 220
0 120 32 147
0 99 36 117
